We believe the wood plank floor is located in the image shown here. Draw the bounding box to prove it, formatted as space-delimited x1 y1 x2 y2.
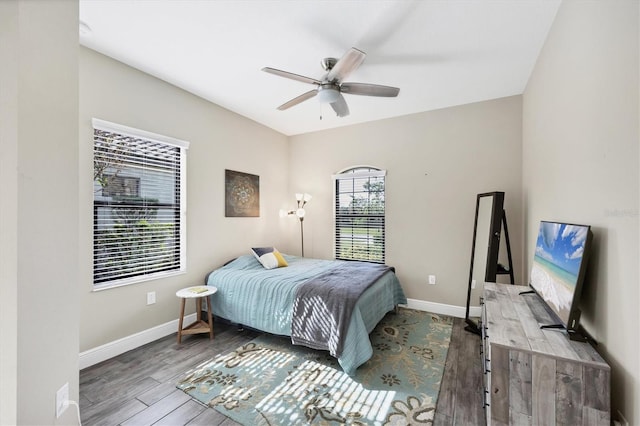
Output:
80 317 484 425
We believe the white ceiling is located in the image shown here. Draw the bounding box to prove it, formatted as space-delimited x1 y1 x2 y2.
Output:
79 0 561 136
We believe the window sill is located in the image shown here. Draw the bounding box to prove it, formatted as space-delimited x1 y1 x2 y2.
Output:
92 269 186 292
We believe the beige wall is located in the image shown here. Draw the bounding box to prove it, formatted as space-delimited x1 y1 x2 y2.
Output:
0 4 19 423
0 1 79 424
523 0 639 422
79 47 291 351
289 96 523 307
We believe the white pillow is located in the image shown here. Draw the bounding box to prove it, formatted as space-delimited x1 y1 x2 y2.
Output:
251 247 288 269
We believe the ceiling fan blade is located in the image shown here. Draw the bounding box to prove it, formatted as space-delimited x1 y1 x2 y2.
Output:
262 67 321 85
340 82 400 97
277 90 317 110
330 93 350 117
327 48 366 83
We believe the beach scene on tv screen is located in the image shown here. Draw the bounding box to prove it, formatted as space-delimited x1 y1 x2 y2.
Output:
530 222 588 325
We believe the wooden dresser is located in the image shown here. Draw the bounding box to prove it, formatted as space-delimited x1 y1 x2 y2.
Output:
481 283 610 425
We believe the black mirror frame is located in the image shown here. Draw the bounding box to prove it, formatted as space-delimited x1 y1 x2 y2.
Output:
465 191 504 335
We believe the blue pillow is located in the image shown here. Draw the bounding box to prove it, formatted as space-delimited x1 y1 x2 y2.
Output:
251 247 288 269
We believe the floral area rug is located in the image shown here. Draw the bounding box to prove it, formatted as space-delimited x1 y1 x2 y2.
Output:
176 308 453 425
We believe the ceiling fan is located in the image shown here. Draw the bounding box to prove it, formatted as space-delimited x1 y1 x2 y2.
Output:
262 47 400 118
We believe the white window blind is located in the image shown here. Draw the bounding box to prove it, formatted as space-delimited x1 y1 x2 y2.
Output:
334 167 386 263
92 118 189 288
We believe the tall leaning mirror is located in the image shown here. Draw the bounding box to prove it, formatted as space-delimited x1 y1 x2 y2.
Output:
465 191 505 335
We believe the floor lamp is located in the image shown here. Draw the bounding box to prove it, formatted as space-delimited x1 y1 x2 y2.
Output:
281 193 311 257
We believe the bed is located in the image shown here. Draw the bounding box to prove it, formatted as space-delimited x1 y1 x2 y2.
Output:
204 253 407 375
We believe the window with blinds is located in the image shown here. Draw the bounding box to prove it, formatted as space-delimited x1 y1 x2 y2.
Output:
334 167 386 263
92 119 189 289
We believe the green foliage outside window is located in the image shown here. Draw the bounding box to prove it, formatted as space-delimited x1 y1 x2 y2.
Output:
94 198 176 283
336 175 385 263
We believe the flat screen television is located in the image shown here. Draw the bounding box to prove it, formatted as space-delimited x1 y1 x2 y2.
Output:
529 221 593 335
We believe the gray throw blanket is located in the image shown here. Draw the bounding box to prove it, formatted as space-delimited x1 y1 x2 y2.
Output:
291 261 393 358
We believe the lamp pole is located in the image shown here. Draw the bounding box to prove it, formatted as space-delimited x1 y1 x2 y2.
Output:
293 193 311 257
299 217 304 257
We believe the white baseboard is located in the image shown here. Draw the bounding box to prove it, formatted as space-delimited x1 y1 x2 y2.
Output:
405 298 481 318
79 313 196 370
80 298 481 370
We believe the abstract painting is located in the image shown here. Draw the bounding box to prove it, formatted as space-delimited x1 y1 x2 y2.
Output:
225 169 259 217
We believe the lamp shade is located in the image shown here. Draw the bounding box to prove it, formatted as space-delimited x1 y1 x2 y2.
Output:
296 208 306 218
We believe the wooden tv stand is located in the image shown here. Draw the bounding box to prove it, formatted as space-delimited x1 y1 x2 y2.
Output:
481 283 610 425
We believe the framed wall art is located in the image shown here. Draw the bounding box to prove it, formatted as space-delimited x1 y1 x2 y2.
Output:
225 169 259 217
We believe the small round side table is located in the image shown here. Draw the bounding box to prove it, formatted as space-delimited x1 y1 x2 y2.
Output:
175 285 218 344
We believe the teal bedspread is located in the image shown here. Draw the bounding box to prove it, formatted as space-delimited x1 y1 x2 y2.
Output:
205 254 406 375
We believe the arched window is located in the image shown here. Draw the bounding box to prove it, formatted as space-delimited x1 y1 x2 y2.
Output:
334 166 386 263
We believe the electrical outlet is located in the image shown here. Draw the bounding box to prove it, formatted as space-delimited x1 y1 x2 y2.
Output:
471 279 477 289
147 291 156 305
56 382 69 418
428 275 436 285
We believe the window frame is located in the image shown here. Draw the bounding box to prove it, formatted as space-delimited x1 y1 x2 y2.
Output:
92 118 189 291
333 166 386 264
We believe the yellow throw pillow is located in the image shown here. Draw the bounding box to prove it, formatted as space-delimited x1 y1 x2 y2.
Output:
251 247 288 269
273 250 288 267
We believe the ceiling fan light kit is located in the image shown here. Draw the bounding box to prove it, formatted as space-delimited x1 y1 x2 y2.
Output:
262 47 399 118
316 85 340 103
